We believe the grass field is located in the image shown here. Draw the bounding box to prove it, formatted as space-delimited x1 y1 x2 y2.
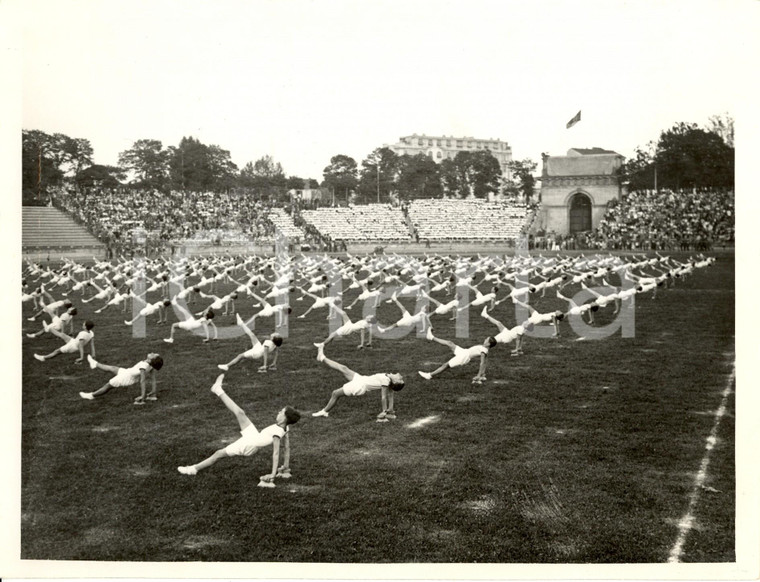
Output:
20 251 735 563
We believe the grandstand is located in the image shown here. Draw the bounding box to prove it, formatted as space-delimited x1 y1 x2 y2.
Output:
22 185 732 256
301 204 411 244
266 207 306 241
22 206 104 251
408 199 529 242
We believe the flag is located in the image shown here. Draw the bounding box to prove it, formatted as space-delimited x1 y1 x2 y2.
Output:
566 110 581 129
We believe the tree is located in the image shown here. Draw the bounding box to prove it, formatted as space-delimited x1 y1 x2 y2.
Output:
118 139 169 190
395 153 441 200
239 161 257 191
166 137 238 193
439 150 501 198
620 142 656 191
22 130 64 200
75 164 125 190
252 155 286 182
322 154 358 204
285 176 318 191
357 147 399 204
655 122 734 189
238 155 287 201
439 157 462 198
621 118 735 191
205 144 238 192
706 112 734 148
167 137 206 192
70 138 94 176
48 134 94 177
466 150 502 198
504 158 537 203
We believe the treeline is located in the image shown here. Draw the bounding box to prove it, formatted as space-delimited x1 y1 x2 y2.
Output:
323 148 532 205
22 130 535 206
24 113 733 208
620 114 734 191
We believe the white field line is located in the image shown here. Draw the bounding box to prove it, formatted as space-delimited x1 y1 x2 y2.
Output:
667 363 735 563
406 415 440 429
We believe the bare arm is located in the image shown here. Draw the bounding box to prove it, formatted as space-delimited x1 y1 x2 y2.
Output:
137 370 148 402
277 433 291 475
380 386 389 413
476 353 488 378
263 437 281 481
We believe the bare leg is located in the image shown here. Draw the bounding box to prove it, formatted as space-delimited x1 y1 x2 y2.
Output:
216 389 253 431
94 361 121 374
316 347 355 382
429 363 451 378
166 323 179 341
191 448 229 472
48 328 73 342
322 330 340 345
321 387 346 413
37 348 63 361
298 306 315 318
429 333 457 352
90 381 116 397
480 308 506 332
222 353 248 368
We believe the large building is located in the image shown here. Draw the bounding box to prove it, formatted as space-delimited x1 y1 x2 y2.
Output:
539 148 624 235
386 133 513 179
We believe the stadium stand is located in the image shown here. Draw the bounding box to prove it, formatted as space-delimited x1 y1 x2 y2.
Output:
408 199 529 241
48 186 278 253
301 204 411 243
29 182 731 255
22 206 104 250
266 207 307 241
557 188 735 251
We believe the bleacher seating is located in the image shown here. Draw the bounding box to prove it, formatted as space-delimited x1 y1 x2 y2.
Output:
266 208 307 241
301 204 411 243
22 207 104 250
408 199 528 241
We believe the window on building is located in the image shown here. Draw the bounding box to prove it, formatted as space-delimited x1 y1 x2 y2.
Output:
437 151 442 159
418 139 423 146
446 140 451 147
456 140 463 148
428 139 433 146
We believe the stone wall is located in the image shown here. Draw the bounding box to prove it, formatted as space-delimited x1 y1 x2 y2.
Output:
539 180 621 234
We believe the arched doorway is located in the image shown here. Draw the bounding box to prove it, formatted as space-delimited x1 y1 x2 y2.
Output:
569 192 592 233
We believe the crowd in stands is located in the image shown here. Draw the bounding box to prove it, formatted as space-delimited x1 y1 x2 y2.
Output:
597 188 734 250
407 199 530 243
300 204 411 246
533 188 734 251
46 185 539 252
266 207 307 242
51 186 281 255
43 184 732 254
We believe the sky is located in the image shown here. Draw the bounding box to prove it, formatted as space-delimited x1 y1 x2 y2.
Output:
14 0 755 180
